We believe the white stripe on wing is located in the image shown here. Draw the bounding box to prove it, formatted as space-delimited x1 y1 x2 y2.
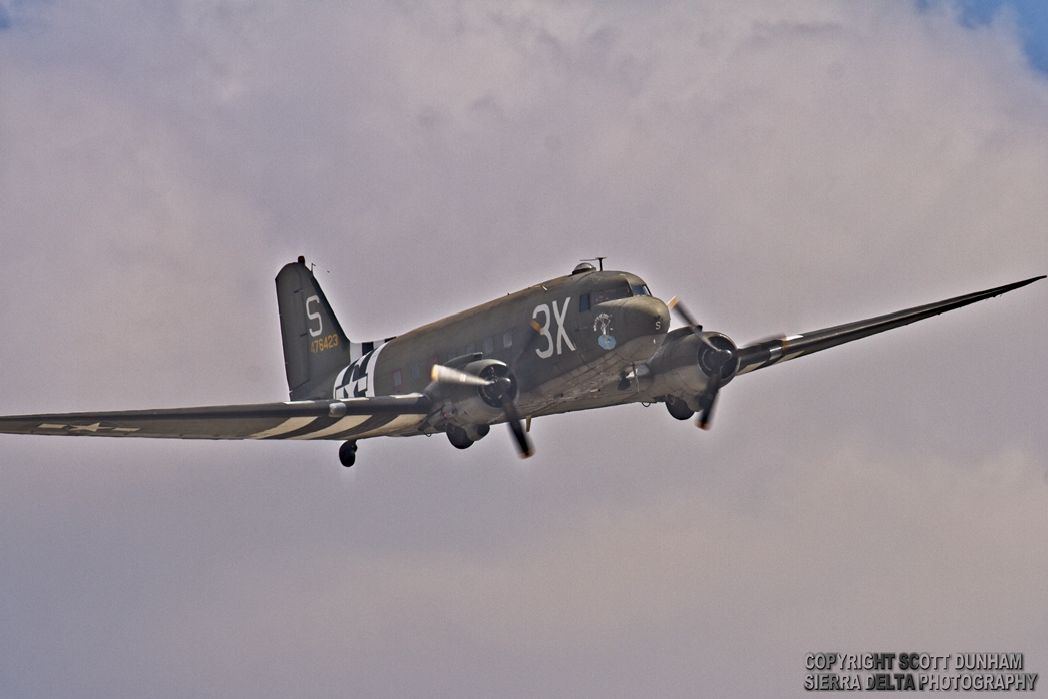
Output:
290 415 371 440
249 417 318 439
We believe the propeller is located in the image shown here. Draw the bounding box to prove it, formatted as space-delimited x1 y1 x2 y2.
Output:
667 296 704 335
428 320 543 458
484 372 533 458
667 295 737 430
696 371 722 431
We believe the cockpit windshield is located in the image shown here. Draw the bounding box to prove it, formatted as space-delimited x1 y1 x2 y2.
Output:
579 279 653 312
591 284 631 305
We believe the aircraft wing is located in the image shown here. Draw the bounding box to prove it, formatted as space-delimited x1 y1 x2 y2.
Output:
735 275 1045 376
0 394 432 441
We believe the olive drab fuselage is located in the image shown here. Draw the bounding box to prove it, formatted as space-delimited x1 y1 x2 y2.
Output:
326 267 672 431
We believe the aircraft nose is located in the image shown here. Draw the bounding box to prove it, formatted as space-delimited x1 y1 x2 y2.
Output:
622 295 670 338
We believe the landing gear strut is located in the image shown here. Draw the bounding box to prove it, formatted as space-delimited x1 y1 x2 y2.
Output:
339 440 358 467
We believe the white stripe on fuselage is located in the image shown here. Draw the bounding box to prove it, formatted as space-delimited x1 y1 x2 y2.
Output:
333 342 388 400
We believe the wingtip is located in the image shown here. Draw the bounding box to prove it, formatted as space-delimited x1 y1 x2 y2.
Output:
1009 275 1047 290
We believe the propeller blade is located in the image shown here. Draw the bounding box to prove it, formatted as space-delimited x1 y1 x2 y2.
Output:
696 338 738 431
667 295 703 334
695 379 721 429
501 398 534 458
506 319 544 371
430 364 491 387
669 295 729 356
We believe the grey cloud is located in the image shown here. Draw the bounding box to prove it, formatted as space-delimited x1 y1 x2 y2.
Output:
1 2 1046 697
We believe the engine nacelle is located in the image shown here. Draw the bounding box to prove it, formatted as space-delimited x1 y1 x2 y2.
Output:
648 329 739 398
431 359 516 427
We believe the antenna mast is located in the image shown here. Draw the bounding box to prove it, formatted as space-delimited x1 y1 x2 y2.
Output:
581 256 607 271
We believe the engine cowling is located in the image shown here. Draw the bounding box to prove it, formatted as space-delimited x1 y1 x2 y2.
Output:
648 329 739 399
429 359 516 426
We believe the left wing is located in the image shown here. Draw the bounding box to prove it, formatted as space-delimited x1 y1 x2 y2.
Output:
0 394 432 441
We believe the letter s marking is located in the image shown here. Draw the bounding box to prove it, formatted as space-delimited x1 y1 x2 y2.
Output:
306 295 323 338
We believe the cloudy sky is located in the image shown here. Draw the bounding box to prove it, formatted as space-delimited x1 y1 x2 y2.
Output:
1 1 1047 696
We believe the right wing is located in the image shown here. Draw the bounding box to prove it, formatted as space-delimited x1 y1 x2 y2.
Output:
735 275 1045 376
0 394 433 441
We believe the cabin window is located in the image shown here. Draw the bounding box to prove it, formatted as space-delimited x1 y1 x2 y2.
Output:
631 284 651 296
579 293 590 312
503 331 513 348
411 364 420 380
392 369 403 388
483 337 494 354
591 284 631 305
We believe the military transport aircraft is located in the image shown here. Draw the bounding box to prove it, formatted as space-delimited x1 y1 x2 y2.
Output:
0 257 1043 466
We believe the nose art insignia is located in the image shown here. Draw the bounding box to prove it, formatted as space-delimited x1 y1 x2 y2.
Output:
593 313 617 350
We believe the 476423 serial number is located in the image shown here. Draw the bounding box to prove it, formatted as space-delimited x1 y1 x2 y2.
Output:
310 334 340 353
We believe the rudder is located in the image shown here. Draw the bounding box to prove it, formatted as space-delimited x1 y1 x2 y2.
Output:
276 257 352 400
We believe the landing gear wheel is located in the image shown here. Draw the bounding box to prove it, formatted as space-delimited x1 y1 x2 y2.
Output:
446 426 474 450
665 396 695 421
339 440 357 467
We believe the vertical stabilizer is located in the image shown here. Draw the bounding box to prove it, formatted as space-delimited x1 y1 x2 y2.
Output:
276 257 353 400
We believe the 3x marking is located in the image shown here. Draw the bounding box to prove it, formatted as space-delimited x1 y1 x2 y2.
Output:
533 298 576 358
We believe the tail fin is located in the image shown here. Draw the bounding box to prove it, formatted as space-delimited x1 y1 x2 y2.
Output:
276 257 353 400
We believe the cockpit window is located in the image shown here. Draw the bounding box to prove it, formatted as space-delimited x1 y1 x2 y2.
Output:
631 284 651 296
591 284 631 305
